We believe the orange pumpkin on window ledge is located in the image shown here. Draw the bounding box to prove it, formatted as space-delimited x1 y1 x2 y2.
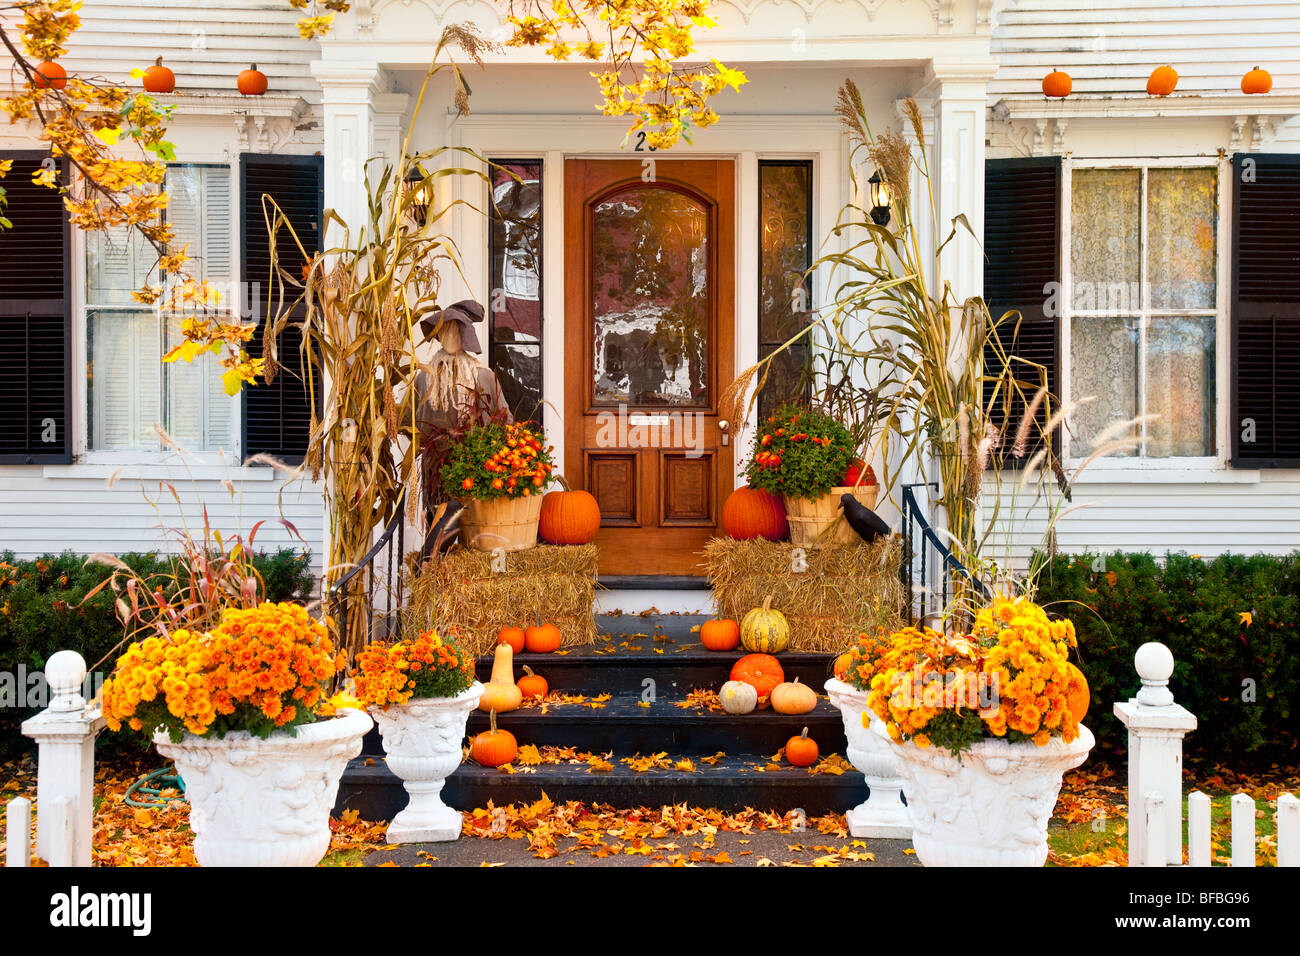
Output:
237 64 268 96
32 61 67 90
1146 64 1179 97
1041 69 1072 98
1241 66 1273 95
142 57 176 94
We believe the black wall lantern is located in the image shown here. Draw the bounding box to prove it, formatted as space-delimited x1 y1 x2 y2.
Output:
868 168 891 227
404 164 430 228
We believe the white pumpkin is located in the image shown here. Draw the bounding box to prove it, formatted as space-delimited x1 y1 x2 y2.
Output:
720 680 758 715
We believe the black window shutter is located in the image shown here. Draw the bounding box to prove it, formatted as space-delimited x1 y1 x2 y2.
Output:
1231 153 1300 467
240 153 323 463
0 153 71 464
982 156 1061 463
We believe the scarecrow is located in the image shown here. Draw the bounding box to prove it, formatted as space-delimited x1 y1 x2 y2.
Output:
413 300 511 554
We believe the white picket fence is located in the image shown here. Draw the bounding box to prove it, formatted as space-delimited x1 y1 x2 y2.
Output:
5 642 1299 867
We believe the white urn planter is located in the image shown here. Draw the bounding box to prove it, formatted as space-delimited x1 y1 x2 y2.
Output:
370 682 483 843
154 708 372 867
824 678 911 839
876 720 1096 867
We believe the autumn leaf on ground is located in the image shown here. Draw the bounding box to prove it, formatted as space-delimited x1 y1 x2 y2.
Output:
674 758 697 772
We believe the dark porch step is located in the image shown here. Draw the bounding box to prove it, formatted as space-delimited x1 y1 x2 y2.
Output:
476 621 840 698
335 753 868 818
360 695 847 757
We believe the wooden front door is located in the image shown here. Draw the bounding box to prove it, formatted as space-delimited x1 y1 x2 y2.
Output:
564 160 735 576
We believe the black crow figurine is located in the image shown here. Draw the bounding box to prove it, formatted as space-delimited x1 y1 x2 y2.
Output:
841 493 890 543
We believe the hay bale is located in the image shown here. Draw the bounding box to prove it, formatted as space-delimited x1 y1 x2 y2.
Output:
404 544 598 656
702 536 904 652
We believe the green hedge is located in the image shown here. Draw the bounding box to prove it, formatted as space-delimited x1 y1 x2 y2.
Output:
1034 552 1300 761
0 549 314 758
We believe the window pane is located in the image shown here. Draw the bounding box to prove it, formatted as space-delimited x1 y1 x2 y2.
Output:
86 165 233 451
1070 315 1138 456
88 310 161 450
757 342 810 420
1071 168 1140 313
1145 315 1215 457
591 186 709 407
759 162 811 342
491 341 542 422
489 161 541 343
86 226 153 305
1147 167 1216 310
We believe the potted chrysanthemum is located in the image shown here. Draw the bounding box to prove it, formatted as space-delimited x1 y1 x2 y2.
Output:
352 628 482 843
101 602 370 867
824 632 910 838
744 404 875 547
866 597 1094 867
440 419 556 552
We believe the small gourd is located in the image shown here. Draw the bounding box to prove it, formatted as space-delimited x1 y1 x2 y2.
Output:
478 642 523 713
785 727 819 767
517 665 548 699
741 595 790 654
770 677 817 715
719 680 758 715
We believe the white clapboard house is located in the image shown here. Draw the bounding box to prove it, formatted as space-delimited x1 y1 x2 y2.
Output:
1 0 1298 611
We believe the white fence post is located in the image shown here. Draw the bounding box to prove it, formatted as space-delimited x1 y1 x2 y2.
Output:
1278 794 1299 868
1114 642 1197 867
1143 793 1167 867
20 650 105 867
1230 793 1256 867
5 796 31 868
1186 791 1211 867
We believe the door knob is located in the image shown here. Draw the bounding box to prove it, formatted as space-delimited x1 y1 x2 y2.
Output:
718 419 729 446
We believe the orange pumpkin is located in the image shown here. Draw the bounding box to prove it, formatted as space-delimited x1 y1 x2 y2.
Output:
497 626 526 655
833 651 852 680
237 64 268 96
538 476 602 545
524 619 562 653
470 710 517 767
841 459 877 487
517 665 548 699
722 486 789 541
785 727 819 767
1242 66 1273 95
700 618 741 652
142 57 175 94
1146 65 1179 97
730 653 785 705
1065 662 1090 723
1041 69 1072 98
32 61 67 90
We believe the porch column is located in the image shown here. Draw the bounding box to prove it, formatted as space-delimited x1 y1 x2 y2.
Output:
311 61 391 245
918 59 998 302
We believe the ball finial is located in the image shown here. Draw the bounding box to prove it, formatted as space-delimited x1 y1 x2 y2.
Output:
1134 642 1175 707
46 650 87 712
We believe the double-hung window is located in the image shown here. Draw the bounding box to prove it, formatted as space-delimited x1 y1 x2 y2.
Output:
1065 163 1220 461
85 163 234 452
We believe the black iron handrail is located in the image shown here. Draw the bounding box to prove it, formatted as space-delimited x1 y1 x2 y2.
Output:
329 491 407 651
900 482 990 624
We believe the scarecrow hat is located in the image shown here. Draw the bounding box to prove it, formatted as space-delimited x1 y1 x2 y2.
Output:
420 299 484 354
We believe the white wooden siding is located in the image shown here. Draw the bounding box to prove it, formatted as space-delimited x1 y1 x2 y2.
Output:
981 471 1300 566
59 1 323 104
0 469 325 580
992 0 1300 98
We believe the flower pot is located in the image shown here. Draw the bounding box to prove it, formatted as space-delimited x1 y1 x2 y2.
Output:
878 721 1095 866
154 708 372 867
824 678 911 839
783 485 879 547
460 494 544 552
369 682 483 843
